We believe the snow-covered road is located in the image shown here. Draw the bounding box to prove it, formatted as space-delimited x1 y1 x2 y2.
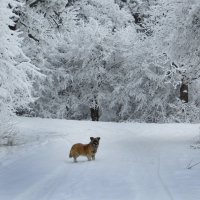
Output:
0 117 200 200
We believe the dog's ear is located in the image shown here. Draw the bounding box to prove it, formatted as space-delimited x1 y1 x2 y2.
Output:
90 137 94 141
97 137 100 141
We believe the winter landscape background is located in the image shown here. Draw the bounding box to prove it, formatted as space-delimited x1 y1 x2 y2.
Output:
1 0 200 199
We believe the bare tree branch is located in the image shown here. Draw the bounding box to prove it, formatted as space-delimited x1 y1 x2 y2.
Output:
28 33 39 42
187 160 200 169
50 16 60 29
29 0 44 8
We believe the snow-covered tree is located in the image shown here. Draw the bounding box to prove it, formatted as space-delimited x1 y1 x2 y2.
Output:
0 0 39 144
17 0 200 122
152 0 200 122
108 0 200 122
20 0 136 121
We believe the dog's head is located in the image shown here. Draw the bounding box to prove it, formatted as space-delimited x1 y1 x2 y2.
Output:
90 137 100 148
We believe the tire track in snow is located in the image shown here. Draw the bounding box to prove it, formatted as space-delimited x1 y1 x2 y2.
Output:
14 164 67 200
13 139 69 200
157 152 174 200
14 137 92 200
128 138 174 200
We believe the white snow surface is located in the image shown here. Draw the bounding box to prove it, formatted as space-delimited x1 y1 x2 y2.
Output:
0 117 200 200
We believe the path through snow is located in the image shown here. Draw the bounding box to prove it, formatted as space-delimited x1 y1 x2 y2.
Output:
0 117 200 200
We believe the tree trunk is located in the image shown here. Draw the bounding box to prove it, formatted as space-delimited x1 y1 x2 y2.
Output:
90 96 100 121
90 107 99 121
180 80 188 103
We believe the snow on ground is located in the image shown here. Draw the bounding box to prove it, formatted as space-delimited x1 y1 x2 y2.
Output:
0 117 200 200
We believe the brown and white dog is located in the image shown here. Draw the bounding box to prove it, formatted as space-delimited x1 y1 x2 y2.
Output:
69 137 100 162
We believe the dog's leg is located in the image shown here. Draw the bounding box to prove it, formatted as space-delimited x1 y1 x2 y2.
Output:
92 154 95 160
73 156 78 162
87 155 92 161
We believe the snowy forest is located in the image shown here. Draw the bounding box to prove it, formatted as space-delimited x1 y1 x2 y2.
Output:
2 0 200 129
1 1 200 199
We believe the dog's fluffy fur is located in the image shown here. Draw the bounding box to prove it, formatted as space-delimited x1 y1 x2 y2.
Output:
69 137 100 162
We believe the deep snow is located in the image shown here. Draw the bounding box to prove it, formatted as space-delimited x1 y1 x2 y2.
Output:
0 117 200 200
